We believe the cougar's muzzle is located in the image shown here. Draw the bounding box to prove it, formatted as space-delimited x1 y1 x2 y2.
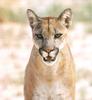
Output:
39 48 59 62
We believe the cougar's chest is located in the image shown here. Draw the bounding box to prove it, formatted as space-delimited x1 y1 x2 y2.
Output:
32 81 71 100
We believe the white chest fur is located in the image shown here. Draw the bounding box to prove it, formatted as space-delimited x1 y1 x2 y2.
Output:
32 81 72 100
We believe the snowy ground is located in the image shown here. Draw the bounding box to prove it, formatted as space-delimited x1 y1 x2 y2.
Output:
0 23 92 100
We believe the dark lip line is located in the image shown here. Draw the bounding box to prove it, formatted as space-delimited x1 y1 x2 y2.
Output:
43 57 56 62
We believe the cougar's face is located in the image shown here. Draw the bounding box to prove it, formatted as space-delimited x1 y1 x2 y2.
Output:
27 9 72 64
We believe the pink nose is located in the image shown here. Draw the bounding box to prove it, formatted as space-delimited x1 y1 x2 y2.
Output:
44 48 54 53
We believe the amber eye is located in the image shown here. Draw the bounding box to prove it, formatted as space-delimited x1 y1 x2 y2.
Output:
36 34 43 39
54 33 62 39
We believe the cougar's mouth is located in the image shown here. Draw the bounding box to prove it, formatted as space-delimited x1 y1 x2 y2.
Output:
43 55 56 62
39 48 59 63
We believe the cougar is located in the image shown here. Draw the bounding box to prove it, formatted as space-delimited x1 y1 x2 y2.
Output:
24 8 75 100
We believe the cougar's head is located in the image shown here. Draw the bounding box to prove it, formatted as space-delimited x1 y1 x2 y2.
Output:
27 8 72 64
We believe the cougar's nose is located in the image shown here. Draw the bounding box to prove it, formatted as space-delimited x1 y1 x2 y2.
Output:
44 47 54 53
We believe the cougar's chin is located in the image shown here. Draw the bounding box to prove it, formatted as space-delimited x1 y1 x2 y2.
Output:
42 57 58 66
41 55 58 66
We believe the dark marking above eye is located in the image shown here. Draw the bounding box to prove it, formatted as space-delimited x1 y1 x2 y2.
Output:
54 28 63 39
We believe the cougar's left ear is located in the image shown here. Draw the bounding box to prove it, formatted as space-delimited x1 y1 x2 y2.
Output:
57 8 72 28
27 9 41 29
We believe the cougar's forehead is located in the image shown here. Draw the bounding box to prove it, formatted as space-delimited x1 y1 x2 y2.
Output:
40 17 67 37
41 17 55 37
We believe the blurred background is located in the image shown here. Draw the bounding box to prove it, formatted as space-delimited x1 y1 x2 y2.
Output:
0 0 92 100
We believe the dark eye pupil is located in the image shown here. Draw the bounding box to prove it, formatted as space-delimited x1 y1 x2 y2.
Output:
36 34 43 39
54 34 62 39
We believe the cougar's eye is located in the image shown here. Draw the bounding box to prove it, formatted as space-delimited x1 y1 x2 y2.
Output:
54 33 62 39
36 34 43 39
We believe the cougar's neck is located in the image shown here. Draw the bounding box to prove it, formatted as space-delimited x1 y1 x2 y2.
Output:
29 44 71 83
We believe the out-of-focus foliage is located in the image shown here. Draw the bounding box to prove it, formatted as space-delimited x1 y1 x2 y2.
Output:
0 0 92 23
0 8 26 23
44 4 64 16
74 2 92 22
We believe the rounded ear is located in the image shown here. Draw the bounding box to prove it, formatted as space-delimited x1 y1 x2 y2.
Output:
57 8 72 28
27 9 41 29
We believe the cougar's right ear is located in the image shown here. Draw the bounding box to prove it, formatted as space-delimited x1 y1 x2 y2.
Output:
27 9 41 29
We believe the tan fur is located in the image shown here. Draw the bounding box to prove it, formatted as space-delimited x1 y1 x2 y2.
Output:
24 8 75 100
